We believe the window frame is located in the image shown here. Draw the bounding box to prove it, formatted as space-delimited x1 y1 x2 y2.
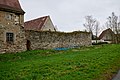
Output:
6 32 14 43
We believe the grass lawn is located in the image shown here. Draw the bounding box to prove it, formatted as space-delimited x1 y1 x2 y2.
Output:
0 44 120 80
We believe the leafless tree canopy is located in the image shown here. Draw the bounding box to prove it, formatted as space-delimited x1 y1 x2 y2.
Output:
83 16 100 40
106 12 120 34
94 21 99 38
106 12 120 43
83 16 96 33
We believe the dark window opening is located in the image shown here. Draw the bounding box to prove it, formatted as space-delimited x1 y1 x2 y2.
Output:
6 33 14 43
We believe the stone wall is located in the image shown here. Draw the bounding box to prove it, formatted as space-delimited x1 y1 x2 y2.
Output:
26 31 92 50
0 11 26 53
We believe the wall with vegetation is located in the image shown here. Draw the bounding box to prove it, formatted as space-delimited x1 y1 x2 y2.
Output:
26 31 92 50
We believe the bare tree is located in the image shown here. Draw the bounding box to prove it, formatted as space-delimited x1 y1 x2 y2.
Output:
83 16 96 34
106 12 120 43
94 21 100 43
83 15 100 41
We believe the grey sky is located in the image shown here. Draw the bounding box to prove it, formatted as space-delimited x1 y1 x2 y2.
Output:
20 0 120 32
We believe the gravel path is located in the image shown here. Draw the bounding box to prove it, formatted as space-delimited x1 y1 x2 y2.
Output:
112 70 120 80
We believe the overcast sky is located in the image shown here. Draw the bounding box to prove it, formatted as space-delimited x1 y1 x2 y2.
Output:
20 0 120 32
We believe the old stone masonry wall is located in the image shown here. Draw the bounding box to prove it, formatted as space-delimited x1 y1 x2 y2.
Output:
26 31 92 50
0 11 26 53
0 27 26 53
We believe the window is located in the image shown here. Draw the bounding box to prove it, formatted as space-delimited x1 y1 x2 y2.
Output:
6 33 14 42
5 14 12 20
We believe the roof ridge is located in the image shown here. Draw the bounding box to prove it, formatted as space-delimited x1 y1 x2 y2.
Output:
24 16 49 31
25 16 48 23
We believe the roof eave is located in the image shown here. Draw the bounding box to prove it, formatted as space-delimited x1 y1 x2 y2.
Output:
0 8 25 15
0 4 25 14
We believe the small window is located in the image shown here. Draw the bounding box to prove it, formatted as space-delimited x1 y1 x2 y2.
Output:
6 33 14 42
5 14 12 20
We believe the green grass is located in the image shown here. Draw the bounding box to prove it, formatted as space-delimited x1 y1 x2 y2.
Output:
0 44 120 80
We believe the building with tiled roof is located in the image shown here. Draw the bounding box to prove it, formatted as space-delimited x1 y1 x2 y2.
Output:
99 28 115 43
0 0 91 53
0 0 26 53
24 16 56 31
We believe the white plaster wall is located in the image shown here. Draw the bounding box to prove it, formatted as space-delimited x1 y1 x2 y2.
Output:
41 16 56 31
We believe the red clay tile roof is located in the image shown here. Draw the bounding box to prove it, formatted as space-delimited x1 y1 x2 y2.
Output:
0 0 24 14
24 16 48 31
99 28 114 39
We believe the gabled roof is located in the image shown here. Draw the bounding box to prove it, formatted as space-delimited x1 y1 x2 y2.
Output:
24 16 48 31
99 28 114 39
0 0 25 14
